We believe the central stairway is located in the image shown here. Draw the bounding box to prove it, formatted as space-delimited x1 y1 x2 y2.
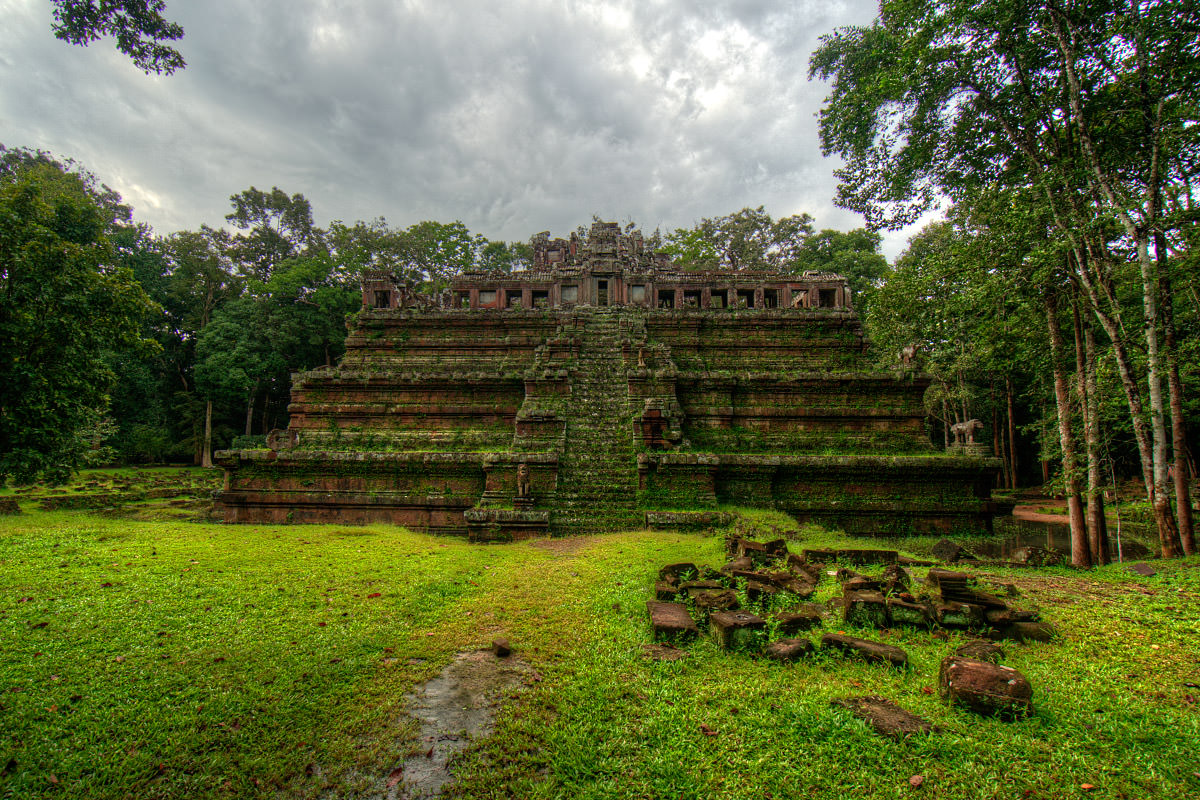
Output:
552 310 644 532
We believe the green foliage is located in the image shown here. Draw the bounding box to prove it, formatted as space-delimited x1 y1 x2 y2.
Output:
0 149 157 484
51 0 185 74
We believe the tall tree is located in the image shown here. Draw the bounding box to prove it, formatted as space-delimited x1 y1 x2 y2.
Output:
0 149 156 484
810 0 1199 556
225 187 317 284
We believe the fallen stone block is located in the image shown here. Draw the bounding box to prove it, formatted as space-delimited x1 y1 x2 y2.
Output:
926 569 972 595
939 657 1032 718
804 548 897 565
709 610 766 651
820 633 908 668
842 590 888 628
0 498 20 515
880 563 911 594
745 580 780 603
693 589 740 614
720 556 754 576
647 601 699 643
773 605 823 635
886 597 932 628
492 638 512 657
655 581 681 601
658 563 697 585
832 696 936 740
786 554 822 582
1003 621 1056 643
1126 562 1156 577
935 602 986 629
737 538 787 565
985 608 1039 626
760 570 816 597
932 538 974 563
679 579 724 592
764 637 815 661
955 641 1004 663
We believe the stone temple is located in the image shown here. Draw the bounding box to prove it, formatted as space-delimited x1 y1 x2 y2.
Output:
215 222 1001 540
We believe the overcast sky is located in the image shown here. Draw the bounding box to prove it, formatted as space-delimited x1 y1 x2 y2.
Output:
0 0 925 259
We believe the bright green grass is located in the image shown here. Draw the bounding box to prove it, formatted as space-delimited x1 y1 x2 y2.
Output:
2 501 1198 799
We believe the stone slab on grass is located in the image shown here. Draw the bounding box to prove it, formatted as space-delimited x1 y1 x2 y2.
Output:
886 597 932 628
832 696 936 740
939 657 1032 718
658 563 697 584
764 638 815 661
1126 562 1156 577
693 589 739 614
773 605 823 635
936 601 986 629
654 581 681 601
820 633 908 668
647 601 699 643
842 590 888 628
710 610 766 651
1002 621 1056 643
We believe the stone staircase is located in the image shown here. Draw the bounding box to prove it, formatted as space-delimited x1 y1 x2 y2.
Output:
552 310 643 531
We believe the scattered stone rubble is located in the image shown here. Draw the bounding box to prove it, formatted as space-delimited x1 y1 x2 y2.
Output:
647 534 1052 729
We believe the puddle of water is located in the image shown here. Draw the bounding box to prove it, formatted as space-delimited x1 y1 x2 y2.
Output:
391 649 533 800
976 517 1153 561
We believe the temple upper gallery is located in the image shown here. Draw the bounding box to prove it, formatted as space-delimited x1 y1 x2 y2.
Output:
216 222 1001 540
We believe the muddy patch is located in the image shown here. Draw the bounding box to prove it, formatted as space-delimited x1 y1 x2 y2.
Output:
390 649 534 799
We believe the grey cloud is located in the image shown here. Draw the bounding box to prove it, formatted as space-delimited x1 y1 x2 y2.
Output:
0 0 924 258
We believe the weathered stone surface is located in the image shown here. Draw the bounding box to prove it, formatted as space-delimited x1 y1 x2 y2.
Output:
659 563 698 584
759 570 816 597
932 538 975 563
492 638 512 657
832 696 936 740
0 498 20 515
764 637 815 661
1003 621 1057 643
773 605 823 635
886 597 932 628
709 610 767 651
955 641 1004 663
693 589 740 614
927 569 972 594
820 633 908 667
939 657 1033 717
1010 546 1064 567
737 538 787 566
805 549 898 565
647 601 699 642
1126 562 1156 577
842 590 888 628
745 580 780 603
843 575 883 593
655 581 681 601
786 554 822 582
880 563 911 594
720 556 754 576
679 579 724 592
984 608 1039 626
935 602 986 629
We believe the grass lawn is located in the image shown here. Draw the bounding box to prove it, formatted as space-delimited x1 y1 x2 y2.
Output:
2 475 1199 799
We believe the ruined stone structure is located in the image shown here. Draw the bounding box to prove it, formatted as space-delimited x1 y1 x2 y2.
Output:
215 222 1001 540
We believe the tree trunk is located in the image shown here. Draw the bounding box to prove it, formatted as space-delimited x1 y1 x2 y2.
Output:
1158 233 1195 554
1006 377 1018 490
201 400 213 469
1083 319 1110 565
1045 291 1091 568
942 398 951 449
244 386 256 437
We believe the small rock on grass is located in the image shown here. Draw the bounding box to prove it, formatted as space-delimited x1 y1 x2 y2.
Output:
1003 621 1056 643
831 696 936 740
647 601 699 643
939 657 1032 718
492 638 512 657
1126 562 1156 577
709 610 766 651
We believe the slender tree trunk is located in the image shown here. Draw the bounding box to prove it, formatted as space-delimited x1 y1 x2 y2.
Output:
1006 377 1018 490
1083 320 1110 565
1158 233 1195 554
993 390 1005 488
244 386 256 437
1071 294 1093 554
1045 290 1091 568
201 400 213 469
942 398 951 449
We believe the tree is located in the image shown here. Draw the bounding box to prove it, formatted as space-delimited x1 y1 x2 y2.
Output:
661 207 815 271
0 149 156 484
793 228 888 314
226 187 317 283
51 0 185 74
810 0 1199 556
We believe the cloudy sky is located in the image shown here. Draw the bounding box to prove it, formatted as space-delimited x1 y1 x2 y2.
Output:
0 0 923 258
